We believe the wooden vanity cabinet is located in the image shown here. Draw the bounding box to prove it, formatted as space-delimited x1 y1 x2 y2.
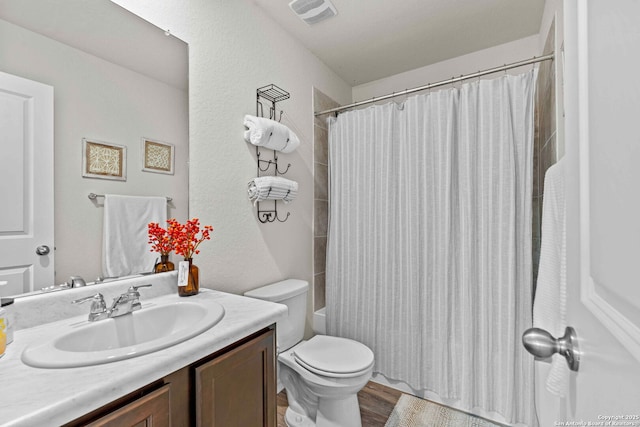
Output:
195 327 276 426
64 327 276 427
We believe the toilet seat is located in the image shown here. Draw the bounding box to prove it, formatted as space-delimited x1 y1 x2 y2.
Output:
293 335 374 378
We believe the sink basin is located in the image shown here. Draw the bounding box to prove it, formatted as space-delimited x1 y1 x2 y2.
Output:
22 300 225 368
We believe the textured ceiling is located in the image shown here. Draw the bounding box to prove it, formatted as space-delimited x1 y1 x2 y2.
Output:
254 0 545 85
2 1 545 89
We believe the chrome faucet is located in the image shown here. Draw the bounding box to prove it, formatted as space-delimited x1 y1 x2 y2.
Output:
108 284 152 318
71 284 152 322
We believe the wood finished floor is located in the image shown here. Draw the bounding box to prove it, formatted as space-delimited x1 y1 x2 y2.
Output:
277 380 403 427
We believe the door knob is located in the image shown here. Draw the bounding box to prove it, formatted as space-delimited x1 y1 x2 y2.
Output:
35 245 50 256
522 326 580 372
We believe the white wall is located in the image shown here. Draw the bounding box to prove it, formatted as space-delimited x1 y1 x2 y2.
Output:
110 0 352 296
352 35 539 102
0 19 189 284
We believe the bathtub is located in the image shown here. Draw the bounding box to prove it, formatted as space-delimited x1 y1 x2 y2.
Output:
313 307 326 335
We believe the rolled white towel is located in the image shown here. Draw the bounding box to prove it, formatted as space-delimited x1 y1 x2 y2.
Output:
244 115 300 153
248 176 298 206
248 187 298 205
248 180 298 203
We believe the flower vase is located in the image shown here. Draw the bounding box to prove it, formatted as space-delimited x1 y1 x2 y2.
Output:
154 254 175 273
179 258 199 297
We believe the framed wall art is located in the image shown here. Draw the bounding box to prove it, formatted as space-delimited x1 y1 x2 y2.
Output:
141 138 174 175
82 138 127 181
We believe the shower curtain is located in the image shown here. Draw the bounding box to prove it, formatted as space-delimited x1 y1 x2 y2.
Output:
326 70 536 425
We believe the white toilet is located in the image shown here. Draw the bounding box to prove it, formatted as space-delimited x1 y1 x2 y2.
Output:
245 279 374 427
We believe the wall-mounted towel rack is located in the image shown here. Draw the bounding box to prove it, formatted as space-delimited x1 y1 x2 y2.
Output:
254 84 291 223
88 193 173 202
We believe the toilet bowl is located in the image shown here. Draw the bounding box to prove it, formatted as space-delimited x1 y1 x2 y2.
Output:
280 335 374 427
244 280 374 427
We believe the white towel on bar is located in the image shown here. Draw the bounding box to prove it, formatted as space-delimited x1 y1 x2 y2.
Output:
247 176 298 206
533 159 567 397
103 195 167 278
244 114 300 153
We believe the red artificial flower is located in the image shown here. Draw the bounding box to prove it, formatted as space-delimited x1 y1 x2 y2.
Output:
148 222 174 255
167 218 214 259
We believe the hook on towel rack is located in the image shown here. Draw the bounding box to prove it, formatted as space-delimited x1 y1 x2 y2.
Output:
256 150 291 175
257 203 291 223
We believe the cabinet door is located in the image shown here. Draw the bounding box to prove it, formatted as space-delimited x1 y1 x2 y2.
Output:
85 384 171 427
195 329 276 427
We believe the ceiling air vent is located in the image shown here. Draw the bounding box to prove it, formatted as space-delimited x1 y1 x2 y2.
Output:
289 0 337 25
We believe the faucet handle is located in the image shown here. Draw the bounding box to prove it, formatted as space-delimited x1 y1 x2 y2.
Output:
127 284 152 312
129 284 152 293
127 284 152 299
72 293 104 305
72 293 108 321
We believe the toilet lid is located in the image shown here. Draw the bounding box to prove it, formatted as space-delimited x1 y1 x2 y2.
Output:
293 335 374 378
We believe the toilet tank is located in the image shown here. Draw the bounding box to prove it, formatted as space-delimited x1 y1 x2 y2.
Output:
244 279 308 352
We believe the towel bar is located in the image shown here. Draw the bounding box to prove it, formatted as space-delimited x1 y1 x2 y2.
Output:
88 193 173 202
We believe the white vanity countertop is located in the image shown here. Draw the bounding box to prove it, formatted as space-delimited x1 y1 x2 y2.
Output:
0 289 286 427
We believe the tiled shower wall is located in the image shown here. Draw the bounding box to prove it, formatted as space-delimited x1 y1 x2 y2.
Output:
312 88 339 311
532 20 558 287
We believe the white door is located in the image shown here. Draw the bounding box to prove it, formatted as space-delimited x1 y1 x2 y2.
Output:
536 1 640 424
0 71 54 296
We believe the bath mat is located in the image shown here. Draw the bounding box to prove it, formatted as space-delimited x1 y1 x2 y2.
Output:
384 394 501 427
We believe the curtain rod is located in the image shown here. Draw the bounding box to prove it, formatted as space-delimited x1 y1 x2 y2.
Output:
314 53 554 117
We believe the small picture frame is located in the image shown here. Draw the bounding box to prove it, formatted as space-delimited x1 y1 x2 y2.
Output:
141 138 174 175
82 138 127 181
